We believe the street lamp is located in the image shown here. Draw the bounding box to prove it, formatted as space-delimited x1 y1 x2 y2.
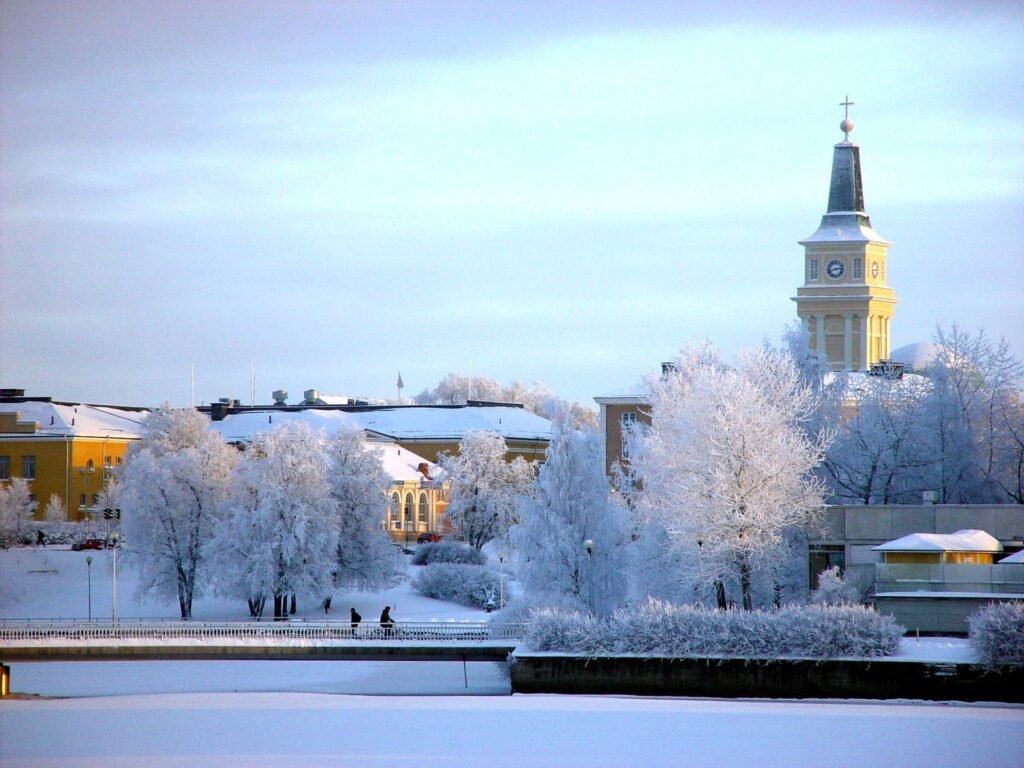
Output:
498 553 505 610
583 539 594 615
85 555 93 621
110 532 120 623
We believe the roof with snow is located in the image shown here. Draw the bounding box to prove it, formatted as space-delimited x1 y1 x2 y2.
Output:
206 405 552 444
998 550 1024 564
0 399 148 439
889 342 940 372
374 443 436 483
872 529 1003 554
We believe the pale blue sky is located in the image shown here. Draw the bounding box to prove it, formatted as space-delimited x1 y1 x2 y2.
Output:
2 1 1022 408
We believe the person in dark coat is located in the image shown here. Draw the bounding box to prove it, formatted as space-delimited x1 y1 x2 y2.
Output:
379 605 395 637
350 607 361 632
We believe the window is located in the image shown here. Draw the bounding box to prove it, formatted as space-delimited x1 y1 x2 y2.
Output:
418 493 428 524
390 493 400 529
809 259 819 280
80 494 87 507
853 257 862 279
621 412 638 458
21 455 36 480
0 456 9 480
91 494 100 506
404 494 414 525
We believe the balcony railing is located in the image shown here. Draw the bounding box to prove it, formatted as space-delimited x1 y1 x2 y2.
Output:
875 563 1024 594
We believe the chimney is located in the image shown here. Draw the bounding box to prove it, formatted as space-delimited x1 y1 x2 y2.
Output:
661 361 677 377
417 462 431 479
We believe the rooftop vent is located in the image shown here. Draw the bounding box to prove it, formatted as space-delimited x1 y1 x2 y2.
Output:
272 389 288 405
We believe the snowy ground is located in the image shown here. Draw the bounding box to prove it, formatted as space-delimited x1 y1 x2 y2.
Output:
2 546 1022 767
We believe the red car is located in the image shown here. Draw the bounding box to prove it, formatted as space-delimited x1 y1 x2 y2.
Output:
72 537 107 551
417 532 442 544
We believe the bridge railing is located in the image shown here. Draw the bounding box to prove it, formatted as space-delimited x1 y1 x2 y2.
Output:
0 620 524 644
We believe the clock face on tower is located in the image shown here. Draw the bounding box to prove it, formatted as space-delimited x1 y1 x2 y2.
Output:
871 260 879 278
825 259 845 279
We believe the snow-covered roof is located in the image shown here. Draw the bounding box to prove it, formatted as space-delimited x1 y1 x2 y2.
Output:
998 550 1024 564
872 529 1003 554
800 214 891 245
889 342 940 372
828 369 933 402
0 400 148 439
594 382 648 403
374 443 436 483
207 405 551 444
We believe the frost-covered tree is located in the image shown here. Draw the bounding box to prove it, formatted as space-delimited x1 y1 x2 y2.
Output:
43 494 66 524
0 478 37 542
327 426 401 593
627 346 830 611
824 372 935 504
920 326 1023 503
513 408 627 616
437 430 534 549
212 423 338 619
119 406 237 619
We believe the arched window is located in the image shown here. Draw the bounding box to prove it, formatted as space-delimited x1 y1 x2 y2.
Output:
404 494 414 527
391 493 400 529
418 493 428 526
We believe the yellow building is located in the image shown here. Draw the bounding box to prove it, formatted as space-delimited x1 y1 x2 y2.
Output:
793 103 898 371
0 391 148 522
872 529 1003 565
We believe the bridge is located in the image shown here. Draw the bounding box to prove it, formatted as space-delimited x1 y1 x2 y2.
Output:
0 619 524 695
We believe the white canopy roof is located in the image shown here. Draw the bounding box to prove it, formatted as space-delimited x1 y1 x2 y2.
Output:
872 529 1002 554
997 550 1024 564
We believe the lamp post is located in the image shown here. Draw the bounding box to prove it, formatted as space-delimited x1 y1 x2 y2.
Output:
583 539 594 615
498 553 505 610
85 555 93 620
111 532 120 623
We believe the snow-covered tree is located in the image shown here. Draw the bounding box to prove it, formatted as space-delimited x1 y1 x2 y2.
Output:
810 565 860 605
43 494 66 524
513 408 627 616
824 372 935 504
0 478 37 542
626 346 830 611
437 430 534 549
119 406 237 619
212 423 338 619
327 426 401 593
920 326 1023 503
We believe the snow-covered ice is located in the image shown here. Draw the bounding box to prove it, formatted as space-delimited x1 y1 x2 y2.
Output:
2 546 1022 766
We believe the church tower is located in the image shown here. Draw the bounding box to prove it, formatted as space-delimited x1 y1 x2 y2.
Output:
793 100 898 371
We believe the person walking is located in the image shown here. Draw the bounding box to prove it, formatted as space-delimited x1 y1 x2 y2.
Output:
350 607 361 632
379 605 395 637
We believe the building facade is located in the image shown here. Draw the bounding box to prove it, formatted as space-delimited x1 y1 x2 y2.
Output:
793 106 899 371
0 391 148 522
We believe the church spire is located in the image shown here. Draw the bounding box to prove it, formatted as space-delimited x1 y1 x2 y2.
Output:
802 97 887 245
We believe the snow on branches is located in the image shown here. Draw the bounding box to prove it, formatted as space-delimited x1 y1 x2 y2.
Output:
436 430 534 549
625 346 830 611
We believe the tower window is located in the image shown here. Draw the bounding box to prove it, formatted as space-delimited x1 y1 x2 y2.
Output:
21 455 36 480
853 257 862 279
809 259 819 281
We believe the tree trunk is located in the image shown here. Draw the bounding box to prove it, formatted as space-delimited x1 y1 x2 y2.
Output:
248 596 265 618
739 555 753 611
714 580 727 610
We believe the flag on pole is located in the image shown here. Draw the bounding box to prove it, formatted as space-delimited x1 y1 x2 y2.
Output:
397 371 404 390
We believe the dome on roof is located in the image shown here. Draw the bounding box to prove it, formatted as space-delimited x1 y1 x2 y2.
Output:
889 342 939 372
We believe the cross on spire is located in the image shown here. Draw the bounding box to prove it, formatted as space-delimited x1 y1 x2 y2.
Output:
840 95 855 121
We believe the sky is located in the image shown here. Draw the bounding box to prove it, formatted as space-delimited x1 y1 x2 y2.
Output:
2 1 1022 409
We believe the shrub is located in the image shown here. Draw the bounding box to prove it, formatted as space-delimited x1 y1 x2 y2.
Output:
969 602 1024 668
523 599 903 660
811 566 861 605
412 563 501 609
411 539 486 566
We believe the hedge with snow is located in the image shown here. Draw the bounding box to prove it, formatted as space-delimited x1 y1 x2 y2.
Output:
523 600 903 659
412 563 501 609
969 602 1024 668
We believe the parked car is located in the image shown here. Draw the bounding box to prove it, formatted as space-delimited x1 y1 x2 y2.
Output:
71 537 107 551
417 532 442 545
